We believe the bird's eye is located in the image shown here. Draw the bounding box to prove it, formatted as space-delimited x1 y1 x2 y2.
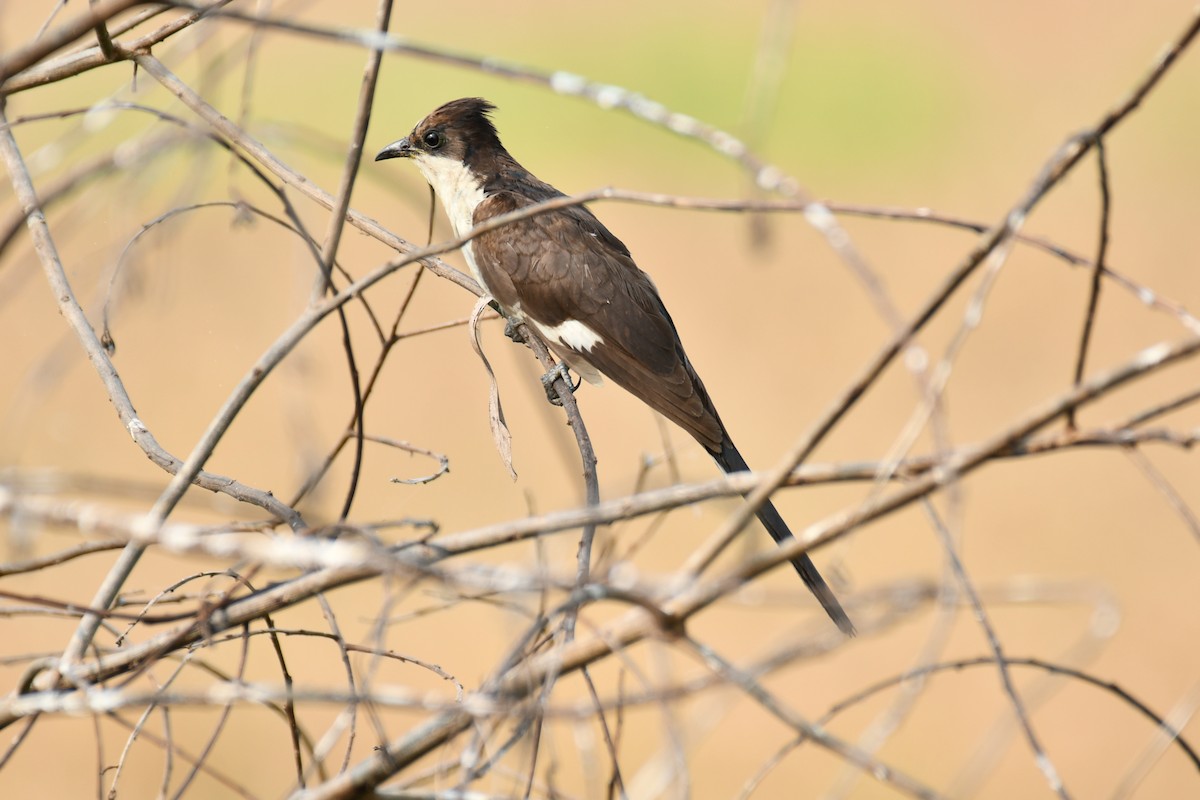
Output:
422 130 444 149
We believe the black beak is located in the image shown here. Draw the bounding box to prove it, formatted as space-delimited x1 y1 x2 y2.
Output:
374 137 413 161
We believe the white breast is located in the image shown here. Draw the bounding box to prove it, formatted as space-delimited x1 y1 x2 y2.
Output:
413 154 488 288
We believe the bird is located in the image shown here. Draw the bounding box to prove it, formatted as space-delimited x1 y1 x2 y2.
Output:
376 98 854 635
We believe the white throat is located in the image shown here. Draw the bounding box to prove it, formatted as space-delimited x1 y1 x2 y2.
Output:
413 153 488 285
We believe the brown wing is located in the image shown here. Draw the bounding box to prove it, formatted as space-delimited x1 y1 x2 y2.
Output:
471 191 726 453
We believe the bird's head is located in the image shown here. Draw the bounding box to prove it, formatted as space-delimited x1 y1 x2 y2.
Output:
375 97 502 169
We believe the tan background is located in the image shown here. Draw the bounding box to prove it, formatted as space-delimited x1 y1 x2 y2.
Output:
2 0 1199 797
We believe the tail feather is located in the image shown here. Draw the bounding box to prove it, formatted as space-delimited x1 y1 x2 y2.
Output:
715 439 855 636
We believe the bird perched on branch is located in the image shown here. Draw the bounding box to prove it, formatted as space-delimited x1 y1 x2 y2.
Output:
376 97 853 635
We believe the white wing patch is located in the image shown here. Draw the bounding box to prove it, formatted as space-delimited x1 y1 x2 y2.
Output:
533 318 605 385
534 318 604 352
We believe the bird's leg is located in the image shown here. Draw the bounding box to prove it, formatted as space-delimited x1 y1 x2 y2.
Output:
540 361 578 406
500 314 579 405
502 312 526 344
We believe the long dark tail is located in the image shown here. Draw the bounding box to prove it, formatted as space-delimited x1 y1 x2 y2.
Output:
714 439 855 636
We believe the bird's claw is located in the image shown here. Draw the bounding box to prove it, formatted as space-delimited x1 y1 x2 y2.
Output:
540 362 578 406
503 317 526 344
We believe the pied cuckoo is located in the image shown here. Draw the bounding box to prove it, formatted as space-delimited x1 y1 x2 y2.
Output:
376 98 853 635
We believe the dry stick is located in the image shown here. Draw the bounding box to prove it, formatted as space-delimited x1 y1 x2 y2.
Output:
1 105 322 676
0 142 1180 344
757 339 1200 586
824 201 1198 331
0 104 289 682
0 540 125 577
1123 385 1200 427
1113 681 1200 799
586 673 627 800
3 424 1197 595
30 0 72 42
171 624 251 798
0 336 1192 733
87 0 119 61
819 656 1200 772
370 434 449 485
288 270 430 507
469 324 600 790
99 199 314 341
278 335 1200 799
682 636 941 800
682 2 1200 580
75 3 176 47
110 705 255 796
312 0 394 522
0 129 298 525
306 602 365 782
923 502 1066 798
505 336 1200 733
312 0 392 304
738 0 801 249
3 1 234 94
262 612 309 791
1068 137 1112 430
737 735 804 800
1123 447 1200 545
358 185 1198 332
821 239 1020 795
106 709 258 799
682 208 1015 578
0 0 144 84
109 659 197 797
2 427 1196 599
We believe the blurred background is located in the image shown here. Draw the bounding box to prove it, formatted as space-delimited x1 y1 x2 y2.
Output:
2 0 1199 797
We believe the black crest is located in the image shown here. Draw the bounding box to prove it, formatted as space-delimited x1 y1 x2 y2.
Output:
420 97 502 150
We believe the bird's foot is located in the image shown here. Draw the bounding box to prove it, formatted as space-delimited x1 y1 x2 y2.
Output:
503 316 526 344
540 361 579 406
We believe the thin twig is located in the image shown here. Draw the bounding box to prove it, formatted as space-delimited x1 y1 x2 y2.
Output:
923 502 1068 798
1069 137 1113 429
